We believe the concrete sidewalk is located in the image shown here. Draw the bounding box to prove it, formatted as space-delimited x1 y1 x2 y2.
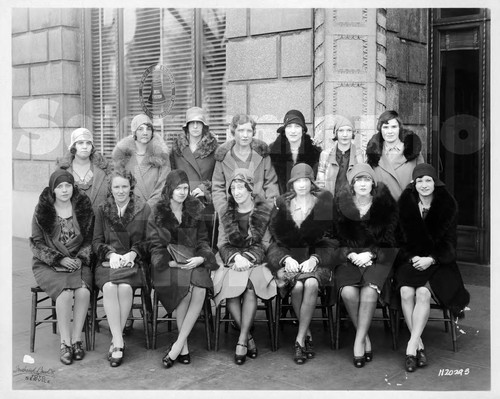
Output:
11 237 491 392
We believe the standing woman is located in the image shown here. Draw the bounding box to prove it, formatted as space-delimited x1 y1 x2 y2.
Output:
366 110 424 200
267 163 337 365
212 114 279 214
93 170 151 367
212 169 276 365
394 164 469 372
269 109 321 195
333 164 398 368
112 113 170 208
148 170 218 368
30 170 93 365
56 128 111 213
316 116 363 197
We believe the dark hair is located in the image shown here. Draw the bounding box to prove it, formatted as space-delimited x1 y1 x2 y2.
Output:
350 177 377 197
283 180 321 202
49 181 77 204
183 123 211 141
108 169 136 197
133 123 154 141
376 110 404 137
69 143 96 160
230 114 256 136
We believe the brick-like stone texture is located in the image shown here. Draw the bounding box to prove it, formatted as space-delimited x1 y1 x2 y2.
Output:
334 8 366 25
385 9 400 33
50 95 82 129
335 85 364 122
406 9 422 43
408 43 427 84
12 129 31 160
30 8 59 30
385 79 400 111
281 31 312 78
31 62 80 95
399 84 427 125
227 37 277 81
226 9 247 38
250 9 312 35
13 98 50 128
226 84 247 117
30 128 65 160
386 33 407 81
61 8 81 28
12 67 30 97
12 8 29 34
336 37 365 72
12 31 48 65
248 79 312 123
13 160 51 192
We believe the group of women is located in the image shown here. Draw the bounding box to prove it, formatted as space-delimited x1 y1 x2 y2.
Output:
30 107 470 373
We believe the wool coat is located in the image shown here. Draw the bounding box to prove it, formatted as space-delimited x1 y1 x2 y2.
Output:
148 196 217 312
316 142 363 197
30 187 94 301
394 185 470 317
366 129 424 200
92 195 151 289
212 139 279 214
269 133 321 195
333 183 399 305
267 190 337 295
112 134 171 208
213 194 276 304
170 131 219 205
56 152 112 214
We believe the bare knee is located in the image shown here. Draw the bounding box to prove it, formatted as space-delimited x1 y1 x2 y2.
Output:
102 282 117 294
292 281 304 294
341 286 359 302
415 287 431 304
400 286 416 302
303 278 319 294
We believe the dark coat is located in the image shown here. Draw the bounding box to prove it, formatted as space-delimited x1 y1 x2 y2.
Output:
267 189 337 274
30 187 94 300
148 196 217 312
56 152 112 213
170 131 218 204
92 195 151 289
217 194 273 265
394 185 470 317
269 133 321 194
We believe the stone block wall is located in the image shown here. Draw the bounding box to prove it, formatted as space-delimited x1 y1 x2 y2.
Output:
12 8 83 237
226 9 314 144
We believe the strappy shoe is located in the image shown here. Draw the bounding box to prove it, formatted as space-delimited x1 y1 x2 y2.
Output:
304 336 315 359
162 343 176 369
234 343 247 365
247 336 258 359
353 355 366 368
417 348 428 367
72 341 85 361
405 354 418 372
364 351 373 362
178 353 191 364
60 343 73 365
109 346 124 367
293 342 306 365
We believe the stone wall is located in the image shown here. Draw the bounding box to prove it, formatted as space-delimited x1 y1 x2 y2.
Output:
12 8 83 237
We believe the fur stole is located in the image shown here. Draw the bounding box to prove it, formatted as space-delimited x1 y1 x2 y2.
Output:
153 196 204 233
271 189 334 247
214 138 270 162
336 183 398 248
100 195 147 231
34 187 94 237
269 133 320 173
56 151 111 173
220 194 272 248
366 129 422 168
172 131 218 159
398 186 457 250
112 134 170 169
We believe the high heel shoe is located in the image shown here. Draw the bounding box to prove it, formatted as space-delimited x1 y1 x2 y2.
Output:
247 337 258 359
416 349 427 367
304 336 315 359
353 356 365 368
60 343 73 365
364 351 373 362
162 344 176 369
405 355 418 372
178 353 191 364
72 341 85 361
234 343 247 365
109 346 124 367
293 342 306 365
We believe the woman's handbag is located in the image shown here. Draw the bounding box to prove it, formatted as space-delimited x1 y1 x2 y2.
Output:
167 243 195 265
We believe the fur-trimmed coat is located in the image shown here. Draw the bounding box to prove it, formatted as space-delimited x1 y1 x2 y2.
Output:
267 189 338 274
112 134 171 207
30 187 94 300
212 138 279 213
171 131 219 204
366 129 424 199
269 133 321 195
394 185 470 316
56 152 111 214
217 194 273 265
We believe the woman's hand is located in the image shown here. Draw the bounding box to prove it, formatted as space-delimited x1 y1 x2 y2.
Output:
191 188 205 198
182 256 204 269
59 257 80 271
284 257 300 273
232 254 252 271
411 256 434 271
109 253 123 269
299 257 318 273
121 251 137 267
348 252 372 267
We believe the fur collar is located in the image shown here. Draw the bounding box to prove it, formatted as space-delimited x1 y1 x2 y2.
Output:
214 138 270 162
56 151 111 173
153 195 204 231
172 131 218 159
398 185 457 244
366 129 422 168
100 195 147 230
112 134 170 169
269 133 320 168
34 187 94 235
220 194 272 247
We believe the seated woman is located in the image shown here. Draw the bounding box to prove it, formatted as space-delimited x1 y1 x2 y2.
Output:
93 170 151 367
212 169 276 365
333 163 398 368
394 163 470 372
267 163 337 365
148 170 218 368
30 170 93 365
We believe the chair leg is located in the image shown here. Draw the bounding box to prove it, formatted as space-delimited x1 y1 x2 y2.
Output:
264 299 275 351
30 291 37 353
224 306 230 333
443 309 449 332
84 315 91 351
382 306 390 331
51 299 57 334
214 304 221 351
141 289 151 350
90 290 98 351
152 290 159 350
320 295 328 331
448 309 458 352
335 298 341 350
328 305 335 350
203 297 212 351
274 296 281 351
